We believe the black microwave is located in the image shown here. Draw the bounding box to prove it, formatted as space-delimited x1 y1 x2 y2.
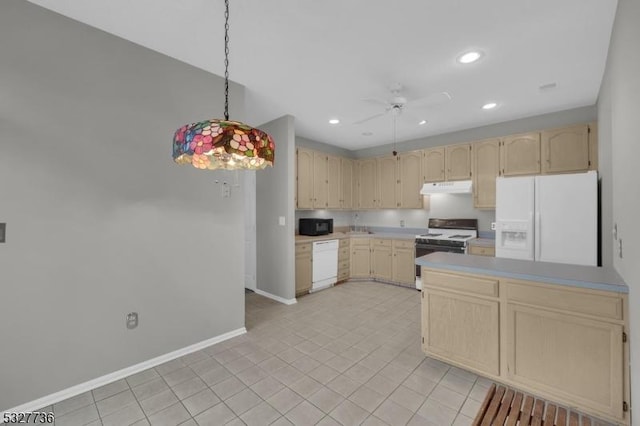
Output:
299 218 333 236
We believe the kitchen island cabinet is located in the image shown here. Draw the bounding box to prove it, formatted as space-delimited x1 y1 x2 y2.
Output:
417 252 629 425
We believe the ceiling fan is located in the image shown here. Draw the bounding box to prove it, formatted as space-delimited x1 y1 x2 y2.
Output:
354 83 451 125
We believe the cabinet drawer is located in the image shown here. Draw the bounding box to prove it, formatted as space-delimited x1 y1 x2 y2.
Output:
469 245 495 257
393 239 415 249
423 269 498 298
339 238 350 247
338 260 350 272
373 238 392 247
506 281 623 321
338 269 349 280
351 238 371 246
296 243 312 253
339 247 350 259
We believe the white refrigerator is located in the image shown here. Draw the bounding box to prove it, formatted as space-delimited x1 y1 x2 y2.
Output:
495 171 598 266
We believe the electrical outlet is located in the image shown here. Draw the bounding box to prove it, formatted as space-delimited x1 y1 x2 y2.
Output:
222 182 231 198
126 312 139 329
491 222 496 231
400 220 405 228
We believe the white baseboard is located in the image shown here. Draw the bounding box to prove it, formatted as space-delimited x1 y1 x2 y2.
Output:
1 327 246 419
253 288 297 305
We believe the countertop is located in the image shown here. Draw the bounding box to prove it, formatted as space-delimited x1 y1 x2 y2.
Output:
416 252 628 293
295 232 416 243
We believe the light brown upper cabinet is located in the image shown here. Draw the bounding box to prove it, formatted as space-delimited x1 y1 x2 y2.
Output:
501 132 541 176
377 155 398 209
296 148 314 209
473 138 501 209
340 157 353 209
357 158 377 209
398 150 424 208
541 124 590 174
327 155 341 209
588 122 598 171
445 143 472 181
422 147 446 183
312 152 328 208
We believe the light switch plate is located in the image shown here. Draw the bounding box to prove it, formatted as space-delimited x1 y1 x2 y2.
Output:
491 222 496 231
278 216 286 226
0 223 5 243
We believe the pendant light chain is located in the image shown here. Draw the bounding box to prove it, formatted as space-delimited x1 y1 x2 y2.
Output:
224 0 230 120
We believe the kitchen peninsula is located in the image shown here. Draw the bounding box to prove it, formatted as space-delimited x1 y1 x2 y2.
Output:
416 252 629 425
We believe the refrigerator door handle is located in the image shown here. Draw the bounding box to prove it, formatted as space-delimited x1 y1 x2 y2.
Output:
534 212 541 261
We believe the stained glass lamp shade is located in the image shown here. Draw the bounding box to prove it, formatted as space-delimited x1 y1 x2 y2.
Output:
172 119 274 170
172 0 274 171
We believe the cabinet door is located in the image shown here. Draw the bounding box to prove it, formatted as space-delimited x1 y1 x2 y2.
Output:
588 122 598 171
350 243 371 278
341 158 353 209
372 245 392 280
377 156 397 208
506 303 623 420
501 132 541 176
398 151 423 208
422 147 445 182
541 124 590 174
392 247 415 285
445 144 472 181
357 158 377 209
313 152 328 208
473 138 500 209
423 289 500 376
296 148 314 209
295 250 312 296
327 155 341 209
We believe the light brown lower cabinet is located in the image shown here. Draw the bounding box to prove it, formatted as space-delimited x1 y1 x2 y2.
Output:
468 245 495 257
350 239 371 278
421 268 630 425
295 243 312 296
392 242 416 285
371 239 392 281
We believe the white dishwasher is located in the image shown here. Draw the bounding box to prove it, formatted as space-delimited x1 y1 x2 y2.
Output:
311 239 339 292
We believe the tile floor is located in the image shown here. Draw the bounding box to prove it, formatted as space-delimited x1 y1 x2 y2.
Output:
37 281 609 425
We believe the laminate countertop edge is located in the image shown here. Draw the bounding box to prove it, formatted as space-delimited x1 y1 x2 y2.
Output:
416 252 628 294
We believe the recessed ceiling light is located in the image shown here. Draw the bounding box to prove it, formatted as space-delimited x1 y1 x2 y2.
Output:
362 131 373 136
482 102 497 110
418 120 427 125
328 119 340 124
458 51 482 64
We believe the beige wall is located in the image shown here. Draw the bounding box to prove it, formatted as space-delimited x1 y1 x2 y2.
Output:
0 0 246 409
597 0 640 419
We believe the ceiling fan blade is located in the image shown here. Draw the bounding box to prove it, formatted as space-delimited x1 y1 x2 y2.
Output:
353 112 387 125
407 91 452 109
361 97 391 107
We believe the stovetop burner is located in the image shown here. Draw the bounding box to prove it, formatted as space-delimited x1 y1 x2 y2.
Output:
449 234 472 239
420 233 442 237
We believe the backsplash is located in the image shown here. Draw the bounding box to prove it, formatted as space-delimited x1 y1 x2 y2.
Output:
295 194 496 232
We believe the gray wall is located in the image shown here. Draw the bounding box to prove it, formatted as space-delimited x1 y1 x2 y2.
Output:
597 0 640 418
0 1 246 409
296 136 354 158
256 116 296 300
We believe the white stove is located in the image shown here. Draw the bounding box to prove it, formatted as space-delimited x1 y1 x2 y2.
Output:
414 218 478 289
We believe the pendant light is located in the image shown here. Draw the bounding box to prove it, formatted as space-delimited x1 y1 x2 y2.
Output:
172 0 275 170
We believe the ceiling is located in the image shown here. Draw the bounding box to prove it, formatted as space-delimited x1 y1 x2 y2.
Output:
27 0 617 150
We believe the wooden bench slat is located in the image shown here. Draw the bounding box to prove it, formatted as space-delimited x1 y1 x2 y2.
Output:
556 407 567 426
493 389 514 425
568 412 579 426
582 416 591 426
530 399 545 426
505 392 524 426
473 383 496 426
481 386 506 426
520 395 535 425
543 404 556 426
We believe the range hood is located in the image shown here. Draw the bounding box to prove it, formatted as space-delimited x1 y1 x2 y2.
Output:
420 180 473 194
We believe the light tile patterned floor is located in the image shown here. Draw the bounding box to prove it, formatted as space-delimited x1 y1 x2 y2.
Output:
35 281 551 425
